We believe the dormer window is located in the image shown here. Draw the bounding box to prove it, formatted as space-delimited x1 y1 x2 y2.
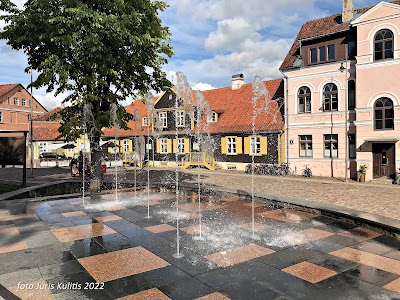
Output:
310 44 335 64
142 117 149 126
209 112 218 123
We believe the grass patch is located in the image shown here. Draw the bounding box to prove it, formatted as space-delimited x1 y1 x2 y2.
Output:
0 183 22 194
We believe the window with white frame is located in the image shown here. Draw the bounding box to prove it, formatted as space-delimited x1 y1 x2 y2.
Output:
176 110 185 127
39 142 48 154
142 117 149 126
227 137 237 154
124 140 129 152
299 135 313 157
159 112 167 128
160 139 168 153
0 112 2 122
22 98 26 106
14 97 18 105
298 86 311 113
177 138 185 153
324 134 338 158
209 112 218 123
7 97 10 105
250 136 261 155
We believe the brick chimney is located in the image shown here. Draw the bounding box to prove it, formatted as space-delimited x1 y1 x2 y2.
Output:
342 0 354 23
231 74 244 90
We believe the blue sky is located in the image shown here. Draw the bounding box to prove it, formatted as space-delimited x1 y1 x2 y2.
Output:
0 0 387 110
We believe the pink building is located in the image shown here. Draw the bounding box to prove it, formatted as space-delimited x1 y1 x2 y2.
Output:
280 0 400 181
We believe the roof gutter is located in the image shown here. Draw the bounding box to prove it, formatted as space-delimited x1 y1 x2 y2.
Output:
298 28 350 43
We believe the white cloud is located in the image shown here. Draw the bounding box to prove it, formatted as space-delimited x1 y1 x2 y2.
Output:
190 82 216 91
33 91 70 111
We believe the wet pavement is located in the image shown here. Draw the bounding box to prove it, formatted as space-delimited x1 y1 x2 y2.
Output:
0 189 399 300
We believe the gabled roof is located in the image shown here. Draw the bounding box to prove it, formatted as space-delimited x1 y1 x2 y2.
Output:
32 122 63 141
280 1 400 70
0 84 20 99
33 106 63 121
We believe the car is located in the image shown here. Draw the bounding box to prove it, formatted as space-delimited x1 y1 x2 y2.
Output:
39 152 66 160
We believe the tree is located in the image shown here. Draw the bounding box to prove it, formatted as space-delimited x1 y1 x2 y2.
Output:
1 0 173 192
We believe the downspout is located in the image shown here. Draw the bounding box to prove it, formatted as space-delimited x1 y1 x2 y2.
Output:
280 71 289 165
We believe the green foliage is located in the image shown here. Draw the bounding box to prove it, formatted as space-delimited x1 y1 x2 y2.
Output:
1 0 173 140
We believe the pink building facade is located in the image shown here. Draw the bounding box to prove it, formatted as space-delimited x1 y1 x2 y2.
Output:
281 1 400 181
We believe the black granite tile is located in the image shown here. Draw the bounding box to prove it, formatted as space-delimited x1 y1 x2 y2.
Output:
19 231 61 248
39 260 86 280
219 281 283 300
12 217 42 228
341 265 400 287
71 218 98 226
307 253 359 273
384 250 400 261
254 246 326 269
104 265 189 299
91 233 134 252
351 240 396 255
372 235 400 250
47 221 76 229
159 276 216 300
0 244 74 275
304 234 360 253
0 284 21 300
63 238 108 259
17 225 49 234
317 273 400 299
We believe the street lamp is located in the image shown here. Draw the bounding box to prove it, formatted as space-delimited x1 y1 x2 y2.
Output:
339 50 349 182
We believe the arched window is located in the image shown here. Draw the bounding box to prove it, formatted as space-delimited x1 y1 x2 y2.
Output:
323 83 338 111
374 29 394 61
298 87 311 113
375 98 394 130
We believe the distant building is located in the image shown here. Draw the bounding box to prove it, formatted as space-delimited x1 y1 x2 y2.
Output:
0 84 47 132
280 0 400 180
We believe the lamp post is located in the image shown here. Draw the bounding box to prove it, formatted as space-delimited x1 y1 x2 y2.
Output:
339 46 349 182
29 69 34 177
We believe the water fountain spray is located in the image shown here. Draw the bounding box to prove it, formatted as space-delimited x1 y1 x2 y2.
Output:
110 103 119 202
145 92 155 219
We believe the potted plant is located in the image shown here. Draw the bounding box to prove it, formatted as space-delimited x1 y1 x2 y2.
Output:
357 164 368 182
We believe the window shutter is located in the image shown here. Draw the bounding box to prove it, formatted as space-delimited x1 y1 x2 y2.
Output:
221 137 227 154
236 137 243 154
184 139 190 154
156 139 161 154
244 137 251 155
167 139 172 153
173 139 177 153
260 136 268 155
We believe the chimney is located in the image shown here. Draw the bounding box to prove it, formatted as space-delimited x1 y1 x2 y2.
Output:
231 74 244 90
342 0 354 23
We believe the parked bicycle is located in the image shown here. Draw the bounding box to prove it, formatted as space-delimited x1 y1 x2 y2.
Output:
245 163 293 177
302 165 312 177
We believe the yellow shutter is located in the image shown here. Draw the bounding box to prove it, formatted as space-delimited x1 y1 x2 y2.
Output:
156 139 161 153
167 139 172 153
244 137 251 155
260 136 268 155
184 138 190 154
129 140 133 152
173 139 177 153
236 137 243 154
221 137 227 154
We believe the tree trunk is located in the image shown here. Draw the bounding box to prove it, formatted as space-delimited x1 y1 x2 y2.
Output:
89 128 103 197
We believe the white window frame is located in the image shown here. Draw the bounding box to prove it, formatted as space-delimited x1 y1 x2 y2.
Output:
209 112 218 123
177 138 185 154
160 138 168 154
142 117 149 126
124 140 129 152
7 97 10 105
22 98 26 106
227 137 237 155
39 142 48 154
250 136 261 155
159 112 167 128
176 110 185 127
299 135 313 157
14 97 18 106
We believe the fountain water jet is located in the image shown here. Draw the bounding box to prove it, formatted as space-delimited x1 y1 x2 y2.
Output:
110 103 119 202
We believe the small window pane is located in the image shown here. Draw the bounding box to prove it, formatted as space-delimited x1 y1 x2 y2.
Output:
375 110 382 119
385 50 393 59
385 109 393 118
375 42 383 51
328 45 335 60
376 120 383 129
319 46 326 61
385 119 394 129
375 33 383 40
310 48 317 63
385 40 393 50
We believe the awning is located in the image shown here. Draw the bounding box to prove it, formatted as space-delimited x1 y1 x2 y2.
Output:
364 138 399 142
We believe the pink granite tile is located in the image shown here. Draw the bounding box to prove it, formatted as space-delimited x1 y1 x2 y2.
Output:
95 215 123 222
282 262 337 283
330 247 400 275
0 241 28 254
238 222 269 232
79 247 170 282
51 223 116 242
342 227 382 241
178 202 224 212
384 278 400 293
0 224 20 237
195 292 231 300
115 288 171 300
145 224 176 233
180 225 210 235
9 279 54 300
204 243 275 267
61 211 87 218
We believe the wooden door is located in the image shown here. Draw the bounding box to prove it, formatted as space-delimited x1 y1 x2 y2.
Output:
372 143 396 178
372 144 381 178
386 143 395 178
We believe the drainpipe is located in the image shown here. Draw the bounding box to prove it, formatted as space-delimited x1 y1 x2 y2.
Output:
279 72 289 165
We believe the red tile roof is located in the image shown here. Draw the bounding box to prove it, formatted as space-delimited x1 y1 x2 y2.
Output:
33 106 63 121
32 122 63 141
0 84 20 99
280 1 400 70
